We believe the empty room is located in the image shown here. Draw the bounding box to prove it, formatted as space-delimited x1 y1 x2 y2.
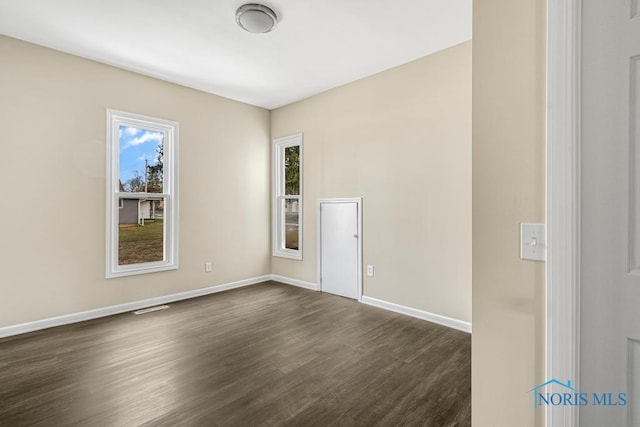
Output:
0 1 555 426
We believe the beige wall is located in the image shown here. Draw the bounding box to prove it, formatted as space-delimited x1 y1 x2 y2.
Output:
271 42 472 323
0 36 271 328
472 0 546 426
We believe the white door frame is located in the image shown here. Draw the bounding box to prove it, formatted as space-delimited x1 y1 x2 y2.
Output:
317 198 363 301
546 1 581 426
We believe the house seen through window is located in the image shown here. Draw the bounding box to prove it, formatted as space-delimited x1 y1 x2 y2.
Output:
118 125 165 265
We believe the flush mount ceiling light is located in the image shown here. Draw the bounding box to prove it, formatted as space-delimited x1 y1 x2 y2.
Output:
236 3 278 34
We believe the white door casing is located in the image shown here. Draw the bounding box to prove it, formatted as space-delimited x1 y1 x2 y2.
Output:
546 1 582 426
318 198 362 300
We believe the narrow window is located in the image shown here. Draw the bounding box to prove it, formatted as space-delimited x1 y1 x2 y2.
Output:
273 133 302 259
106 110 178 278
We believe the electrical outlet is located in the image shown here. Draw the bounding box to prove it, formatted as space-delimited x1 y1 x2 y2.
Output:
205 262 212 273
367 265 374 277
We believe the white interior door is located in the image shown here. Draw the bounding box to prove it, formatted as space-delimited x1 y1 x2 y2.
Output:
581 1 640 425
319 200 360 300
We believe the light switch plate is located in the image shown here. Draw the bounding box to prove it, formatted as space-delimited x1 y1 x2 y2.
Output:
520 223 546 261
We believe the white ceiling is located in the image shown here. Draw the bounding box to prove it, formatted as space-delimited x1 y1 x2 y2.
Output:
0 0 472 109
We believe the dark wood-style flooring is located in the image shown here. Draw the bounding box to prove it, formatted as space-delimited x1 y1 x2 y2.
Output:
0 282 471 426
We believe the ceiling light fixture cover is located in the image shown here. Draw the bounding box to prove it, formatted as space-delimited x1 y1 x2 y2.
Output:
236 3 278 34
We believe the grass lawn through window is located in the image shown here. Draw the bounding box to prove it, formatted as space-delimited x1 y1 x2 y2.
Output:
119 219 164 265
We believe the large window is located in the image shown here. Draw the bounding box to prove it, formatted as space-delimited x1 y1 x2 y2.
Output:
273 133 302 260
106 110 178 278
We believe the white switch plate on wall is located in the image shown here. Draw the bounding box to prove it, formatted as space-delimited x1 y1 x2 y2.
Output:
520 223 546 261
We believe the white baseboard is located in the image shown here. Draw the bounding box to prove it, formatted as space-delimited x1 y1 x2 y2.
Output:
360 295 472 334
270 274 318 291
0 275 271 339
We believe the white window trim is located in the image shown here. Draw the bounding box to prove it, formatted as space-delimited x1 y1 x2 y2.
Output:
106 109 179 278
273 133 303 260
